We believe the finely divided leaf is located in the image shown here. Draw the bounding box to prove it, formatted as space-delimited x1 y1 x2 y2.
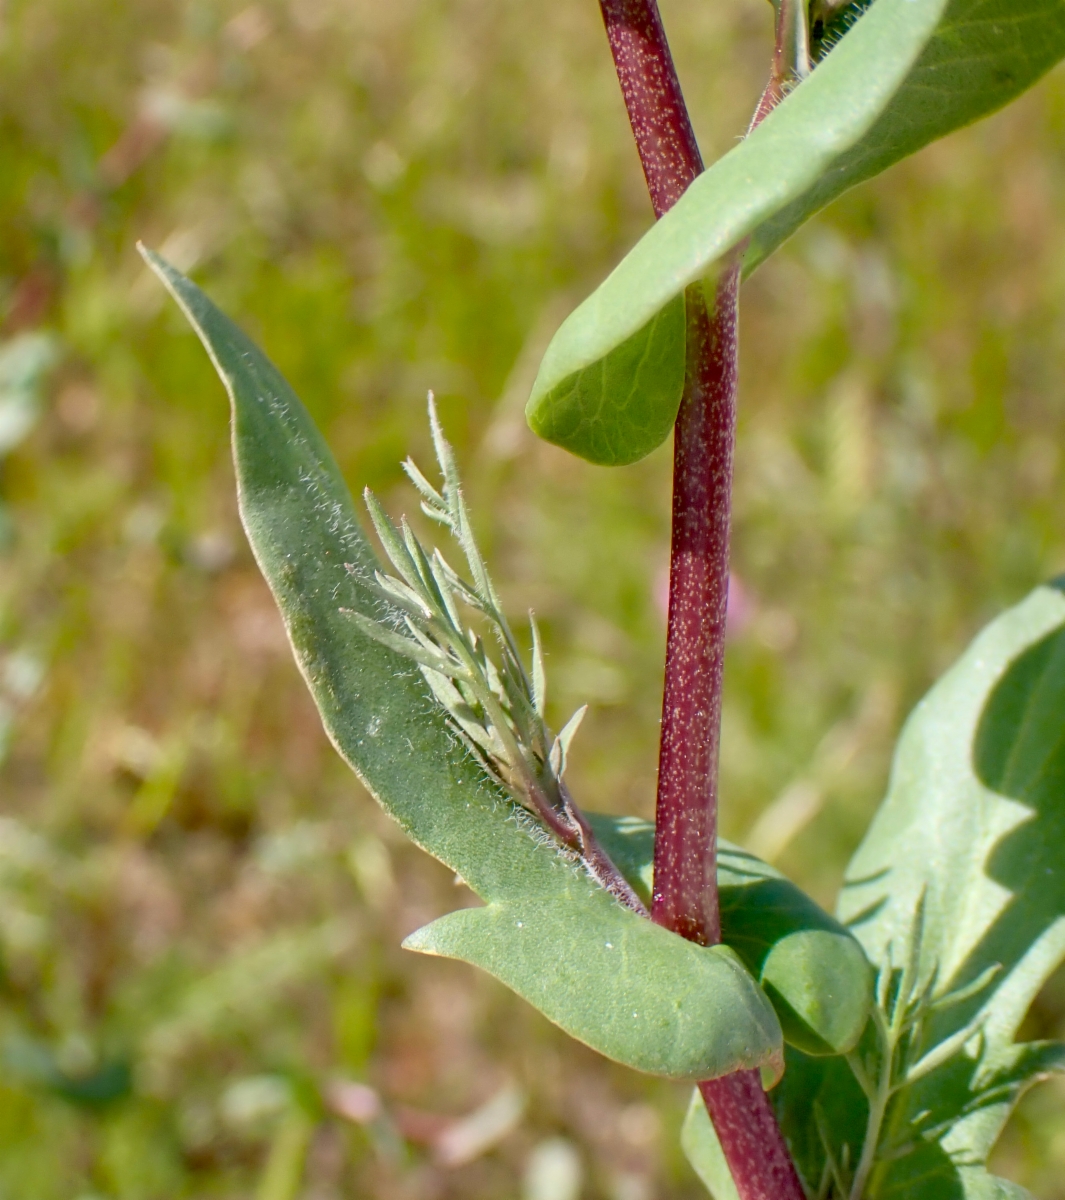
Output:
141 247 782 1083
842 582 1065 1063
528 0 1065 465
752 582 1065 1198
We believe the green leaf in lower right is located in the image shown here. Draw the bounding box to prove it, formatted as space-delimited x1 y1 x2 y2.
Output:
683 581 1065 1198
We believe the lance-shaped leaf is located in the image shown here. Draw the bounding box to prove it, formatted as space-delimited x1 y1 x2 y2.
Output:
140 248 782 1083
589 814 872 1057
689 582 1065 1198
527 0 1065 465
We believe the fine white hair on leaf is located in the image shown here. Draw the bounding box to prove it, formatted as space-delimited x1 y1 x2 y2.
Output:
508 805 580 864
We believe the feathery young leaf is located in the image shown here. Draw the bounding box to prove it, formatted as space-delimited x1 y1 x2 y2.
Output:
343 609 465 678
530 613 547 719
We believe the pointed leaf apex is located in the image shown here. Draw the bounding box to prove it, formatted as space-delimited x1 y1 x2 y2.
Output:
550 705 588 778
530 612 547 718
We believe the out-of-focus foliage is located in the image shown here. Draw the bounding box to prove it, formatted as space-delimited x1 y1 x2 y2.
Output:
0 0 1064 1197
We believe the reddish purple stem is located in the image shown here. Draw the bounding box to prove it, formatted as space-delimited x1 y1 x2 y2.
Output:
654 265 737 948
701 1073 809 1197
599 0 703 218
596 2 806 1198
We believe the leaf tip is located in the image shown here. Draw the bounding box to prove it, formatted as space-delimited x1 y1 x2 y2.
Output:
136 242 174 285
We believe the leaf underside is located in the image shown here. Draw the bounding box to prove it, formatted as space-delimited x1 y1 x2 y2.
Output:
142 248 799 1082
684 582 1065 1197
527 0 1065 466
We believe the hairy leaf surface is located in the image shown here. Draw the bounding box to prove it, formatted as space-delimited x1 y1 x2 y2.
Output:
142 248 782 1082
528 0 1065 464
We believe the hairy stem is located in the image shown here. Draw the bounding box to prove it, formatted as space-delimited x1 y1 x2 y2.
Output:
653 267 736 946
596 1 805 1197
598 0 703 218
752 0 811 124
701 1072 808 1199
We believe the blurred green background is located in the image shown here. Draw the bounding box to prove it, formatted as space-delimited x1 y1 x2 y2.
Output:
1 0 1064 1196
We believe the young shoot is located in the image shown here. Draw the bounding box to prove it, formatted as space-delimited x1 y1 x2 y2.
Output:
344 394 646 916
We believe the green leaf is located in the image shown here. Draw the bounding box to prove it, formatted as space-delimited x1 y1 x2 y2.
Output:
2 1034 132 1109
589 815 872 1057
405 902 776 1082
764 581 1065 1198
527 0 1065 465
843 581 1065 1060
140 247 782 1084
681 1089 740 1200
749 0 1065 274
526 292 686 466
